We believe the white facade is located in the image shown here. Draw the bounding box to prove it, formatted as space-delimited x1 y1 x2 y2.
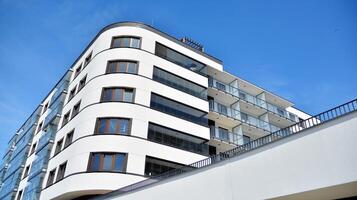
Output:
102 110 357 200
0 22 310 200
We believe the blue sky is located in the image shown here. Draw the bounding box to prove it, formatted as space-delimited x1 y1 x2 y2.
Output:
0 0 356 156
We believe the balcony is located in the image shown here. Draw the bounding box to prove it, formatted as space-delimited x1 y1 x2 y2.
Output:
208 77 298 123
209 126 240 146
209 100 280 133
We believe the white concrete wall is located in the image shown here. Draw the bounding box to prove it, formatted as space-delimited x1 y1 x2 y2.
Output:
106 111 357 200
40 23 213 200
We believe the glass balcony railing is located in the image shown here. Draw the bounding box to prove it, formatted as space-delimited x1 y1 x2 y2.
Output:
209 77 298 122
209 100 280 133
209 126 240 146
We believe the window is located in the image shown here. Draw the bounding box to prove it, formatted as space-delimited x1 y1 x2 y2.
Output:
243 135 250 144
56 162 67 181
68 87 76 101
46 169 56 187
106 60 138 74
30 142 37 155
78 75 87 92
241 113 248 122
217 103 228 115
23 165 30 179
111 37 141 48
150 93 208 126
88 152 127 172
144 156 185 177
95 118 130 135
71 101 81 118
101 88 134 102
84 52 92 66
155 42 206 75
74 64 82 78
42 102 49 114
37 122 43 133
218 127 229 141
62 111 70 127
54 138 63 155
239 92 247 100
216 82 226 91
148 123 209 155
277 108 285 116
64 130 74 148
152 67 207 100
16 190 23 200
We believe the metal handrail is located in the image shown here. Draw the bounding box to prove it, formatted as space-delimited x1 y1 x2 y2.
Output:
92 98 357 200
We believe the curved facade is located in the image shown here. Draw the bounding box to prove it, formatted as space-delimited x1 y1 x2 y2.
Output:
0 22 310 200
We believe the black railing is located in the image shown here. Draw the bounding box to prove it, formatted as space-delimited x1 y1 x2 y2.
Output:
92 98 357 200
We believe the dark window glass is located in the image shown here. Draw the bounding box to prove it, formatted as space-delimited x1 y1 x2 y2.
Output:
144 156 185 177
152 67 207 100
17 190 23 200
95 118 130 135
23 165 30 178
90 153 100 171
155 42 206 75
64 130 74 148
74 64 82 78
42 102 49 114
56 162 67 181
106 60 138 74
217 103 227 115
62 111 70 127
111 37 141 48
37 122 43 133
30 143 37 155
54 138 63 155
84 52 92 66
150 93 208 127
46 169 56 187
71 101 81 118
69 87 76 100
148 123 209 155
78 75 87 91
101 88 134 102
88 153 127 172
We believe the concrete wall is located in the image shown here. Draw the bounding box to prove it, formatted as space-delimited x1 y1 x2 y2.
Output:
105 111 357 200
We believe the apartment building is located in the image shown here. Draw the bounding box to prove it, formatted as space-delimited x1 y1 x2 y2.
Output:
0 22 309 200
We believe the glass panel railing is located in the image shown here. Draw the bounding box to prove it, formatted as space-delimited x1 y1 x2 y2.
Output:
209 100 280 133
209 100 241 120
209 77 298 122
28 143 51 180
209 126 240 146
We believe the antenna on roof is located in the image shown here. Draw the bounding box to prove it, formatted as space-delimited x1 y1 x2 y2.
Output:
180 37 204 52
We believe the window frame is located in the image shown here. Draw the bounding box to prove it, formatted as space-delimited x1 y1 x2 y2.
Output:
56 161 67 182
100 87 135 103
54 138 64 155
84 52 92 67
94 117 132 135
62 111 71 127
87 152 128 172
110 36 142 49
78 75 87 92
46 168 56 187
68 86 77 101
105 60 139 74
73 63 82 79
29 142 37 156
71 100 81 119
64 130 74 148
